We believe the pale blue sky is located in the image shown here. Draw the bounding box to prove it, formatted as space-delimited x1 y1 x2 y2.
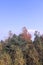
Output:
0 0 43 40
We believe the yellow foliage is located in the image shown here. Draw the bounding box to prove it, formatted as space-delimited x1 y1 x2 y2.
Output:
14 46 26 65
0 52 12 65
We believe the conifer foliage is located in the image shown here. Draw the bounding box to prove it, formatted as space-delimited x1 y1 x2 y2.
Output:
0 27 43 65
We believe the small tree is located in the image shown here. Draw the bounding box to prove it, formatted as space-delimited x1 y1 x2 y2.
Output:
20 27 31 42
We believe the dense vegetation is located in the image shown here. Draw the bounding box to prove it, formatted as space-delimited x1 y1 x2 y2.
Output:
0 27 43 65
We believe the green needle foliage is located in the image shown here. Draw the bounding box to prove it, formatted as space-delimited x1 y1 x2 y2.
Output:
0 27 43 65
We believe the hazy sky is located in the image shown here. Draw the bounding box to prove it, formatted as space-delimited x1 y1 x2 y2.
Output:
0 0 43 40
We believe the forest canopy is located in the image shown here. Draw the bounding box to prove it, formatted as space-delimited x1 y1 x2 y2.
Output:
0 27 43 65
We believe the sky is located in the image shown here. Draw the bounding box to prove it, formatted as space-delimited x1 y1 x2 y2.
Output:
0 0 43 40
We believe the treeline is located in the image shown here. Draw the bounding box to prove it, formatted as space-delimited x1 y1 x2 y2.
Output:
0 27 43 65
